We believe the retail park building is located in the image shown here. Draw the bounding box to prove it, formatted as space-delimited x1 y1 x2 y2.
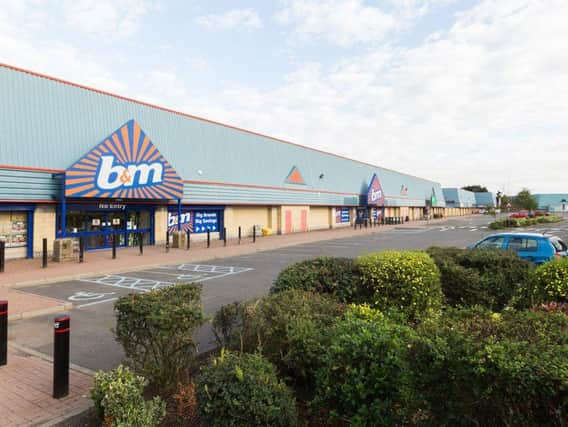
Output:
1 64 481 259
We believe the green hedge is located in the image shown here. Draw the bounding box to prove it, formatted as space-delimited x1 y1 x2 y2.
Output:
528 258 568 303
91 365 166 427
427 247 532 310
356 250 442 319
113 284 206 390
313 305 425 426
213 289 344 388
489 215 563 229
196 350 297 427
415 307 568 425
271 256 361 302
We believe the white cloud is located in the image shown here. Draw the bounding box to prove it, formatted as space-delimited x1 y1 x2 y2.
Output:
63 0 154 39
275 0 397 46
195 9 263 31
193 0 568 193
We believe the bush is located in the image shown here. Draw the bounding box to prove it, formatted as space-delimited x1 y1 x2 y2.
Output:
528 258 568 303
91 365 166 427
489 215 563 229
114 284 206 390
356 250 442 319
196 350 297 427
271 257 361 302
427 247 532 310
415 307 568 426
313 305 426 426
213 289 344 388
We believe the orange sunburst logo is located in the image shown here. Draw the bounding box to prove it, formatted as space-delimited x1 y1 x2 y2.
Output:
65 120 183 200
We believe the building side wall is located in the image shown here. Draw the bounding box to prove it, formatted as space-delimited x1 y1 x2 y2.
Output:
309 206 331 231
33 205 56 257
225 206 270 238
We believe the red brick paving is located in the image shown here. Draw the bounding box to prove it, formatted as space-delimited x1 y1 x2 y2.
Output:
0 348 92 426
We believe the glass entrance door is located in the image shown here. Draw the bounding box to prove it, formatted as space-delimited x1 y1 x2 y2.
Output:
64 206 154 251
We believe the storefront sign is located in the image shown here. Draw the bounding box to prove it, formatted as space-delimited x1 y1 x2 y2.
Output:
366 174 385 206
167 211 220 233
65 120 183 200
335 207 350 223
98 203 126 211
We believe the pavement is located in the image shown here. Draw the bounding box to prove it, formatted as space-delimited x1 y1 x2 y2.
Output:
3 214 567 426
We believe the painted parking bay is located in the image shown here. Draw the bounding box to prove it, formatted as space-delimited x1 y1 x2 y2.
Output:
67 263 254 307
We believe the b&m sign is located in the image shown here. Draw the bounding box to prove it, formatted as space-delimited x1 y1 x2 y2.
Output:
366 173 385 206
65 120 183 199
167 211 220 234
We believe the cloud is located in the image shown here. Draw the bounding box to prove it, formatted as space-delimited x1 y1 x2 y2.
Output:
192 0 568 193
63 0 155 39
195 9 263 31
275 0 397 46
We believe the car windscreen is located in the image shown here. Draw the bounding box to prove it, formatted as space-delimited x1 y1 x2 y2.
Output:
550 237 567 252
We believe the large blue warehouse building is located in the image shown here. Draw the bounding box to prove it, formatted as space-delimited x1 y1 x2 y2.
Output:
0 63 473 259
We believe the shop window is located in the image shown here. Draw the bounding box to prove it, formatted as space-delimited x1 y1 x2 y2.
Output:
0 211 28 249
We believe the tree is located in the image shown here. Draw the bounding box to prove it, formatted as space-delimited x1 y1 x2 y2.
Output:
462 185 488 193
514 188 537 212
501 194 511 209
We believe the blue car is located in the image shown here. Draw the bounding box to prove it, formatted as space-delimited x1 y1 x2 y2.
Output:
469 233 568 264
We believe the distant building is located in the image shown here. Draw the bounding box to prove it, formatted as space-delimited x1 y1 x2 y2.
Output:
442 188 477 208
534 194 568 212
474 192 496 208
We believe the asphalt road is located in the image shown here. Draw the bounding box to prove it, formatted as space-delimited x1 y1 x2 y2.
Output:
9 215 568 371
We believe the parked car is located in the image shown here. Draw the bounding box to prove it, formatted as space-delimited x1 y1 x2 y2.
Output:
509 211 529 219
468 232 568 264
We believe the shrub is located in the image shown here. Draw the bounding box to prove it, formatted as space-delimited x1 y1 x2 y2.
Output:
528 258 568 303
356 250 442 319
427 247 532 310
313 305 426 426
113 284 206 390
213 289 344 388
196 350 297 427
91 365 166 427
271 257 361 302
415 307 568 426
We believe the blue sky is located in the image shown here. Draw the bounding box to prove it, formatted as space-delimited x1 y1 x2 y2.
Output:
1 0 567 193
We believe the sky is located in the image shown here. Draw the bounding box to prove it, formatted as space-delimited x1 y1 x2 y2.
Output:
1 0 567 194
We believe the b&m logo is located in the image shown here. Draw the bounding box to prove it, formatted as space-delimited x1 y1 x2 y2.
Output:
367 173 385 206
65 120 183 199
96 156 163 191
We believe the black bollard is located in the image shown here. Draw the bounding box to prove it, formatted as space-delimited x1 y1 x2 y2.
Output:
112 235 117 259
53 315 70 399
186 230 190 250
166 231 170 253
223 227 227 246
0 300 7 366
0 241 5 273
139 232 143 255
207 230 210 248
238 226 241 244
253 226 256 243
79 237 85 263
42 238 48 268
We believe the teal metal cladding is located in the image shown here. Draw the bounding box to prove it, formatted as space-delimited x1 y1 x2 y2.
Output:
443 188 476 208
0 169 61 200
0 65 445 207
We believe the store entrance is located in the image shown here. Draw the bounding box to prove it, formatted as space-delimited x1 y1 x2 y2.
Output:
63 206 154 250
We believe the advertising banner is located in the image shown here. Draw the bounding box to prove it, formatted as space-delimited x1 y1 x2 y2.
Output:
167 211 220 233
335 207 350 223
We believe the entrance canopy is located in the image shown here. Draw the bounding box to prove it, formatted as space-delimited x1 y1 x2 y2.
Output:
65 120 183 200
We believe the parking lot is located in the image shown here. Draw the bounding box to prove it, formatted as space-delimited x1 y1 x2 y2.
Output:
8 215 568 371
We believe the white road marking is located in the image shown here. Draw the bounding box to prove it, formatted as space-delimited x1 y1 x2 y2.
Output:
77 297 119 308
74 264 254 307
